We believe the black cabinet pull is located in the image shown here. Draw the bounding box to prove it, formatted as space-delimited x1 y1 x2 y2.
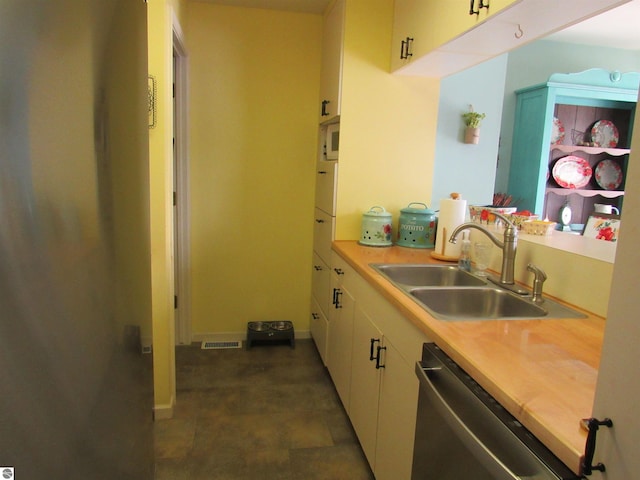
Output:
400 37 414 59
311 312 319 320
369 338 380 361
332 288 342 309
333 268 344 276
317 170 327 175
375 345 387 369
581 417 613 475
469 0 489 15
313 265 323 271
315 218 325 224
321 99 330 116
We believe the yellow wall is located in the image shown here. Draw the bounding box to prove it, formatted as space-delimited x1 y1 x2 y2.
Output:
147 0 187 416
336 0 440 240
186 4 322 335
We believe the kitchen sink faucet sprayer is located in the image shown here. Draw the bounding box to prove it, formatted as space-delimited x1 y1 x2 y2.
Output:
449 212 528 295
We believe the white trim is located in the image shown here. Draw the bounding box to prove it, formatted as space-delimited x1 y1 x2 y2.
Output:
153 395 175 420
172 13 192 345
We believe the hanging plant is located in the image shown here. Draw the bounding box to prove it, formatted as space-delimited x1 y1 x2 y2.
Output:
462 105 485 144
462 107 486 128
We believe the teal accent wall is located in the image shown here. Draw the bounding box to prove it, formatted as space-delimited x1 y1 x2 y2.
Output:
431 55 508 210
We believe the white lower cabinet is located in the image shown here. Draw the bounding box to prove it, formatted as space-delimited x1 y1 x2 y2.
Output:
326 254 355 412
374 338 419 480
309 297 328 365
349 306 383 467
325 256 428 479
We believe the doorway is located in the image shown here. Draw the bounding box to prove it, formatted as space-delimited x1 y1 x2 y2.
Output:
173 21 191 345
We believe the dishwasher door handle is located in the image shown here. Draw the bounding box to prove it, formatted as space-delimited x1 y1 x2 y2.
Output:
415 362 520 480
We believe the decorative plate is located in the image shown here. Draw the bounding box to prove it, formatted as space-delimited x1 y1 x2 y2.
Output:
594 159 623 190
552 156 592 189
590 120 619 147
551 117 565 145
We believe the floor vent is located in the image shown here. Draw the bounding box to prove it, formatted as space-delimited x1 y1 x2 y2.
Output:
201 340 242 350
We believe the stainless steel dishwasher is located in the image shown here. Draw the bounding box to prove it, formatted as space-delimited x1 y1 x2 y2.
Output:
411 343 581 480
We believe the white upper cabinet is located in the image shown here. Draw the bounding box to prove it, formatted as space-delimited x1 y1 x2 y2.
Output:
318 0 345 122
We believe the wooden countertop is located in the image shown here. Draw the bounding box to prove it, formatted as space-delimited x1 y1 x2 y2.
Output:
332 240 605 475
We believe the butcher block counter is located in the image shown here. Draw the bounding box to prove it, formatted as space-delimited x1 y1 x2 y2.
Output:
332 240 605 475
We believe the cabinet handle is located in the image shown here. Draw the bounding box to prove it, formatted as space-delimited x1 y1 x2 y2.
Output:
581 417 613 475
321 99 330 117
311 312 320 320
369 338 381 361
315 219 325 223
469 0 489 15
375 345 387 369
333 268 344 275
400 37 414 60
317 170 327 175
333 288 342 309
313 265 323 271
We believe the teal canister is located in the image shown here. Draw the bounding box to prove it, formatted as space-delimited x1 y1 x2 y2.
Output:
396 202 437 248
359 206 393 247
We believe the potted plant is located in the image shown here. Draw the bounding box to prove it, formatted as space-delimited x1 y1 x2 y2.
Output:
462 108 486 144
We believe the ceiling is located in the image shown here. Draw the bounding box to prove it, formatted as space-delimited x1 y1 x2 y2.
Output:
546 0 640 50
193 0 640 50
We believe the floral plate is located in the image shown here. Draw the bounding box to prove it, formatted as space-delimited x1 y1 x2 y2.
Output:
591 120 619 148
594 159 623 190
552 156 592 189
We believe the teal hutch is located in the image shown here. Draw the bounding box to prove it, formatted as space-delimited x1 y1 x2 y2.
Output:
507 68 639 227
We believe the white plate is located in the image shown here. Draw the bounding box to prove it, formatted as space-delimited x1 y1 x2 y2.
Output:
591 120 619 148
552 156 592 189
595 159 623 190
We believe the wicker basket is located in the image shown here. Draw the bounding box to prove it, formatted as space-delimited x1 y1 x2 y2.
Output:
522 220 556 236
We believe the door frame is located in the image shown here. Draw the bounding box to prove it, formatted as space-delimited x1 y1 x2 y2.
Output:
173 14 191 345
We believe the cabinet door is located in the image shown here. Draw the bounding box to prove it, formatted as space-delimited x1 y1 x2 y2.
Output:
349 306 383 469
375 339 419 480
326 276 355 412
313 207 334 265
508 86 552 214
318 0 344 122
311 252 331 316
310 297 329 365
390 0 432 72
315 160 338 216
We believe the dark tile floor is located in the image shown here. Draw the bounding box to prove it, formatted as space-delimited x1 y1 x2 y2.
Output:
154 339 374 480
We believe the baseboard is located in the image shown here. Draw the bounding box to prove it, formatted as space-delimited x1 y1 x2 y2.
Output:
192 329 311 344
153 395 175 420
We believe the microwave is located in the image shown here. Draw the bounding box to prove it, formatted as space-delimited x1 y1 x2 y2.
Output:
325 123 339 160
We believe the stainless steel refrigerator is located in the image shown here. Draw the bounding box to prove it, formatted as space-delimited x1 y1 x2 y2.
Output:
0 1 154 478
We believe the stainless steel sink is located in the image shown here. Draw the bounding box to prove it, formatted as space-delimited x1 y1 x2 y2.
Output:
408 287 586 321
371 264 487 287
409 287 546 320
370 263 586 321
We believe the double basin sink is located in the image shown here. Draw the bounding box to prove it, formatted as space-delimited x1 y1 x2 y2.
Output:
371 264 585 321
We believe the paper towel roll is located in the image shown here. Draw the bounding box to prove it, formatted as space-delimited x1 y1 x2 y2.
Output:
433 196 467 259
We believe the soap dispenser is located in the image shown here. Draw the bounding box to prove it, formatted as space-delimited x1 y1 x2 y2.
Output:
458 231 471 272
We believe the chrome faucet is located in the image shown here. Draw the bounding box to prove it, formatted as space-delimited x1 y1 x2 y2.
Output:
449 212 528 295
526 263 547 304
